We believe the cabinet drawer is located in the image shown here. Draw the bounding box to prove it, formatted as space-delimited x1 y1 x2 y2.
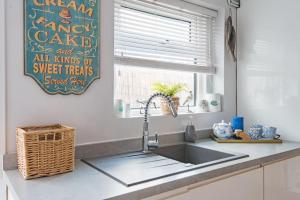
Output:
144 168 263 200
166 168 263 200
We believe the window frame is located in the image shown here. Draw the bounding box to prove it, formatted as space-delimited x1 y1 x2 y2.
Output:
113 0 218 115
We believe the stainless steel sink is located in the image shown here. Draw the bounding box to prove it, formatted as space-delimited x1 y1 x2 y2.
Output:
153 144 238 165
83 143 248 186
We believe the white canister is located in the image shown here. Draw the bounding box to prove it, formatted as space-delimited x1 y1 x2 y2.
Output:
205 93 222 112
199 100 209 112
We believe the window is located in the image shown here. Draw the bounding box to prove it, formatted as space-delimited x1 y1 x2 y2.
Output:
114 0 217 114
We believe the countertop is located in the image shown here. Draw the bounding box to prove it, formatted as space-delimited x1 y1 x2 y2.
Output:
4 139 300 200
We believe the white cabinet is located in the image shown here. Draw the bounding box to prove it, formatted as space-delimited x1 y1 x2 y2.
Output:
7 188 16 200
145 168 263 200
7 191 13 200
264 156 300 200
0 182 5 200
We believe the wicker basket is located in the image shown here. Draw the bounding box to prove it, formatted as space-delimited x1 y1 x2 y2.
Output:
16 124 75 180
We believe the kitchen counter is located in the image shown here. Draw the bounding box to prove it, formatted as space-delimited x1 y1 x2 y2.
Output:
4 139 300 200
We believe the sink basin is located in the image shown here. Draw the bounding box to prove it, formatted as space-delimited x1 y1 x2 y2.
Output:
153 144 237 165
83 143 248 186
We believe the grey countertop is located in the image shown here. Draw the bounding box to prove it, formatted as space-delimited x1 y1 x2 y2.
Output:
4 139 300 200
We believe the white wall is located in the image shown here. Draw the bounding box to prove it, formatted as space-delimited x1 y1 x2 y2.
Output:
238 0 300 141
0 0 6 156
2 0 237 154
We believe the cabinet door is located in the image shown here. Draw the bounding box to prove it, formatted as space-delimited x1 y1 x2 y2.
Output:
264 156 300 200
145 168 263 200
7 188 15 200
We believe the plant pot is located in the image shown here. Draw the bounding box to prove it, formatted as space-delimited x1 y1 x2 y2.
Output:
161 97 180 115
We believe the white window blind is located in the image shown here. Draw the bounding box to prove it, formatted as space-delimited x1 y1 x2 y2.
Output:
114 0 217 74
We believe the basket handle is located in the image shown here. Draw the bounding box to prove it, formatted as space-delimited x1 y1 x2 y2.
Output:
55 132 64 141
38 132 64 141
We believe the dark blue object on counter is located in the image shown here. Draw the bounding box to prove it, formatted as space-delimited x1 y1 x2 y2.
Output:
231 116 244 131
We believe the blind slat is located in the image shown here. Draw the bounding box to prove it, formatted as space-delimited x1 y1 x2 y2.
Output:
115 56 216 74
115 31 209 46
115 43 211 58
115 50 211 64
114 21 210 39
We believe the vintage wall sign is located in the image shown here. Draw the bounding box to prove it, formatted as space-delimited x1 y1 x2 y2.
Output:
24 0 100 95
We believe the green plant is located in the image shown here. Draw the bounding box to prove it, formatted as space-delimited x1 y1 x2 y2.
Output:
152 82 187 97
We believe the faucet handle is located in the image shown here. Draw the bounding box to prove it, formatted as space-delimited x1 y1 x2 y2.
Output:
148 132 159 149
154 132 160 143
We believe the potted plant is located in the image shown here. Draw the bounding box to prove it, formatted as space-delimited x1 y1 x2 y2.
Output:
152 82 187 115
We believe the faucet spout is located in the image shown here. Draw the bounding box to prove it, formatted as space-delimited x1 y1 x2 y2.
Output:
142 93 178 153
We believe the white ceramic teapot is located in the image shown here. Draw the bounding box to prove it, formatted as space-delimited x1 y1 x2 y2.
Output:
212 120 233 139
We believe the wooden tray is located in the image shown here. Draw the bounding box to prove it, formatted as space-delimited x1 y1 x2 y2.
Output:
211 135 282 144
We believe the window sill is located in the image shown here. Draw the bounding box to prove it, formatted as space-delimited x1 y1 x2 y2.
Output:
116 107 222 119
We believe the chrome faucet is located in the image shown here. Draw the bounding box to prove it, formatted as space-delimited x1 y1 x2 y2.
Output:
142 93 178 153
